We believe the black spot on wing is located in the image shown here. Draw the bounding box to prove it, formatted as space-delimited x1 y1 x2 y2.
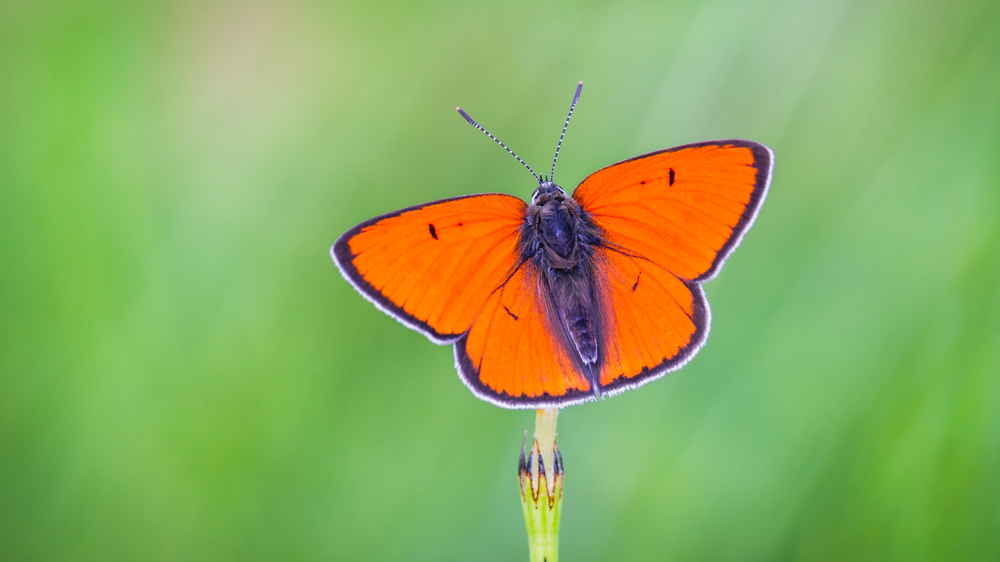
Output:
669 168 675 186
503 305 519 321
428 223 438 240
632 272 641 291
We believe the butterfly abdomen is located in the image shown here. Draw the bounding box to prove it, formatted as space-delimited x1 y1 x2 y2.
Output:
524 182 605 381
565 300 599 363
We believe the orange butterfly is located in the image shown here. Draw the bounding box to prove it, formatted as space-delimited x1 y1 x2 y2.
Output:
332 83 772 409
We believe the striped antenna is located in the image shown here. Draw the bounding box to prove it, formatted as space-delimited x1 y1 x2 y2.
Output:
457 107 540 185
550 82 583 183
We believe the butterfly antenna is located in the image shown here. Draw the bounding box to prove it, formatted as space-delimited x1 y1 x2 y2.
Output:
457 107 540 185
550 81 583 183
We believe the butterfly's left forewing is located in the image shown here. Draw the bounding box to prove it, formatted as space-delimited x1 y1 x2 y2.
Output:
333 194 526 343
335 192 593 408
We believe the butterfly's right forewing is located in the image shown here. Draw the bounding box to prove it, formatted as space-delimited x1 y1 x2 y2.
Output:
574 140 772 392
574 141 772 282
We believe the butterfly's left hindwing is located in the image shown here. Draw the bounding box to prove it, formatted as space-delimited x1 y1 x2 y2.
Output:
455 260 594 408
332 194 526 343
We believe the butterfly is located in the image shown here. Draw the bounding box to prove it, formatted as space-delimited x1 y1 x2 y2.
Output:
332 83 772 409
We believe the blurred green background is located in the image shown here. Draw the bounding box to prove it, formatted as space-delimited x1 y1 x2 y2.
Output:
2 0 998 560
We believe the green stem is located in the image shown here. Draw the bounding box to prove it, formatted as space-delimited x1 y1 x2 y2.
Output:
520 408 562 562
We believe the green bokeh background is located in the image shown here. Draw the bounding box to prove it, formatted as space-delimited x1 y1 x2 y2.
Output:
2 0 999 560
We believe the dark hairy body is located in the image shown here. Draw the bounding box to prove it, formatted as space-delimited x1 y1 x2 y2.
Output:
519 180 605 396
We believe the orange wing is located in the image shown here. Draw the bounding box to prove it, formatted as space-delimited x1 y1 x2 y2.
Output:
334 192 591 408
575 140 772 282
455 259 593 408
592 246 709 394
575 140 772 391
332 194 526 343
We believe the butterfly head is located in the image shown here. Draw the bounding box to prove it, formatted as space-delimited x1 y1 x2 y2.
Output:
531 180 567 206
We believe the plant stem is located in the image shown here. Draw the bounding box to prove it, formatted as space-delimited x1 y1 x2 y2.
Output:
520 408 562 562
